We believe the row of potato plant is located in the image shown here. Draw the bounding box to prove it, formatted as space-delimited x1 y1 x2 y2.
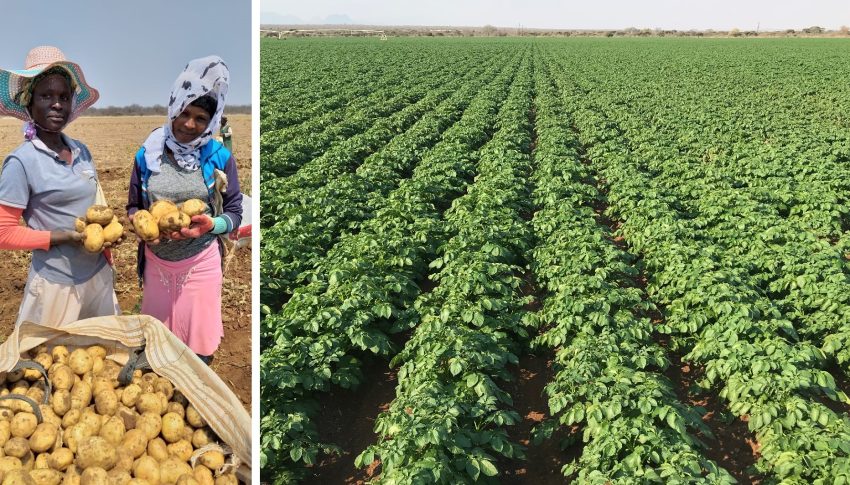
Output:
355 56 535 483
527 56 735 483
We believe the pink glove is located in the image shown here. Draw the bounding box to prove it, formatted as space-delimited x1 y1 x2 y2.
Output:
177 215 215 239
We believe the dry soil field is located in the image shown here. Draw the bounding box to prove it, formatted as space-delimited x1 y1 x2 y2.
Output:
0 114 252 408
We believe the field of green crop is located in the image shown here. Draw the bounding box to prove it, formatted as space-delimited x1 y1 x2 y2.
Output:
260 37 850 483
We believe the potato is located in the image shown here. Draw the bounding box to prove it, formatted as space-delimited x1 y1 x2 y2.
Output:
153 381 173 402
28 425 57 454
0 457 22 474
62 424 91 454
60 410 80 430
89 379 112 399
190 429 213 450
5 371 23 385
93 391 116 417
76 412 100 436
126 480 150 485
60 466 79 485
118 430 146 459
164 441 191 463
178 427 192 444
35 409 59 433
212 474 236 485
159 414 183 444
132 211 159 242
89 360 102 377
134 413 161 442
4 438 29 459
149 201 179 222
78 467 107 485
0 410 14 422
163 404 182 420
84 348 105 362
73 219 86 234
49 367 73 393
67 352 92 377
9 382 28 396
157 395 168 416
146 439 167 463
32 355 52 374
111 449 133 474
101 221 123 244
183 408 204 429
50 391 70 418
29 469 61 485
134 395 161 417
46 449 73 472
97 417 123 447
3 469 35 485
49 349 68 367
74 437 116 471
10 414 37 439
69 382 92 410
131 456 158 485
0 422 11 447
158 212 190 233
81 225 103 254
33 454 49 470
174 475 198 485
97 362 120 383
179 200 206 217
196 452 223 472
158 458 191 485
106 469 130 485
84 206 113 226
119 386 140 409
24 388 45 406
191 466 212 485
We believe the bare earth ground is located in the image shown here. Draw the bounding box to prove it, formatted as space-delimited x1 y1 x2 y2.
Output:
0 115 252 409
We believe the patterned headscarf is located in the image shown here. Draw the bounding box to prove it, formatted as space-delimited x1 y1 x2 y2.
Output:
142 56 229 172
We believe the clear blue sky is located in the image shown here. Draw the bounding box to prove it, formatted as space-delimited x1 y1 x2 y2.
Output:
262 0 850 31
1 0 251 108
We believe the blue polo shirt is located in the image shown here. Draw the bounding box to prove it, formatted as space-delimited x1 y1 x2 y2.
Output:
0 135 107 284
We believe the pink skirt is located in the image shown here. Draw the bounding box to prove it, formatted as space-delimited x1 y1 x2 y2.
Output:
141 242 222 355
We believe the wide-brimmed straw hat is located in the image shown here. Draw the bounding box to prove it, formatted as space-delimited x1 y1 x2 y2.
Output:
0 46 99 122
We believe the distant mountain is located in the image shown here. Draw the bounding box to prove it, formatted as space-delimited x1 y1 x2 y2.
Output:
260 11 356 26
260 11 302 25
324 14 355 24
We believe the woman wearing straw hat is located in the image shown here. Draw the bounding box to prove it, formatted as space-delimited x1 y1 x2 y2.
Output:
126 56 243 363
0 46 120 327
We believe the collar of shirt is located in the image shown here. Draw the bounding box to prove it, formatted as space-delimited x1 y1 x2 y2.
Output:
29 133 82 163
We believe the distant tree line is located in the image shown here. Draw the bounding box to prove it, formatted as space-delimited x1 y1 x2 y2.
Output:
85 104 252 116
263 25 850 39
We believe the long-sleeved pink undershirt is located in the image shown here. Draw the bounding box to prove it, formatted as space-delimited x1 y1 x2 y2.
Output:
0 204 50 251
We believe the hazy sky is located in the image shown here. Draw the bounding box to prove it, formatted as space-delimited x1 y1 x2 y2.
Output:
261 0 850 31
1 1 251 108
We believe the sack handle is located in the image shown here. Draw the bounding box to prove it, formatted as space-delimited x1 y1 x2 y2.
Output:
118 347 152 386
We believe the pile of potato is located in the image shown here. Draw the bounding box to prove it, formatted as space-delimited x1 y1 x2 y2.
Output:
0 344 238 485
132 200 208 243
75 206 124 254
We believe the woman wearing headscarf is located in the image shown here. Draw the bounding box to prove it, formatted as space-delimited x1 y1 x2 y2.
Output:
126 56 243 363
0 46 120 327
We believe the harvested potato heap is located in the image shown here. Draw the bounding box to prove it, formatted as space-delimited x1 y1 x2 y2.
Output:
75 206 124 254
132 199 208 243
0 345 239 485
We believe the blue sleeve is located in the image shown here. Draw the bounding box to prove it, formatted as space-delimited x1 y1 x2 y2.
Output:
0 157 29 209
219 153 243 232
